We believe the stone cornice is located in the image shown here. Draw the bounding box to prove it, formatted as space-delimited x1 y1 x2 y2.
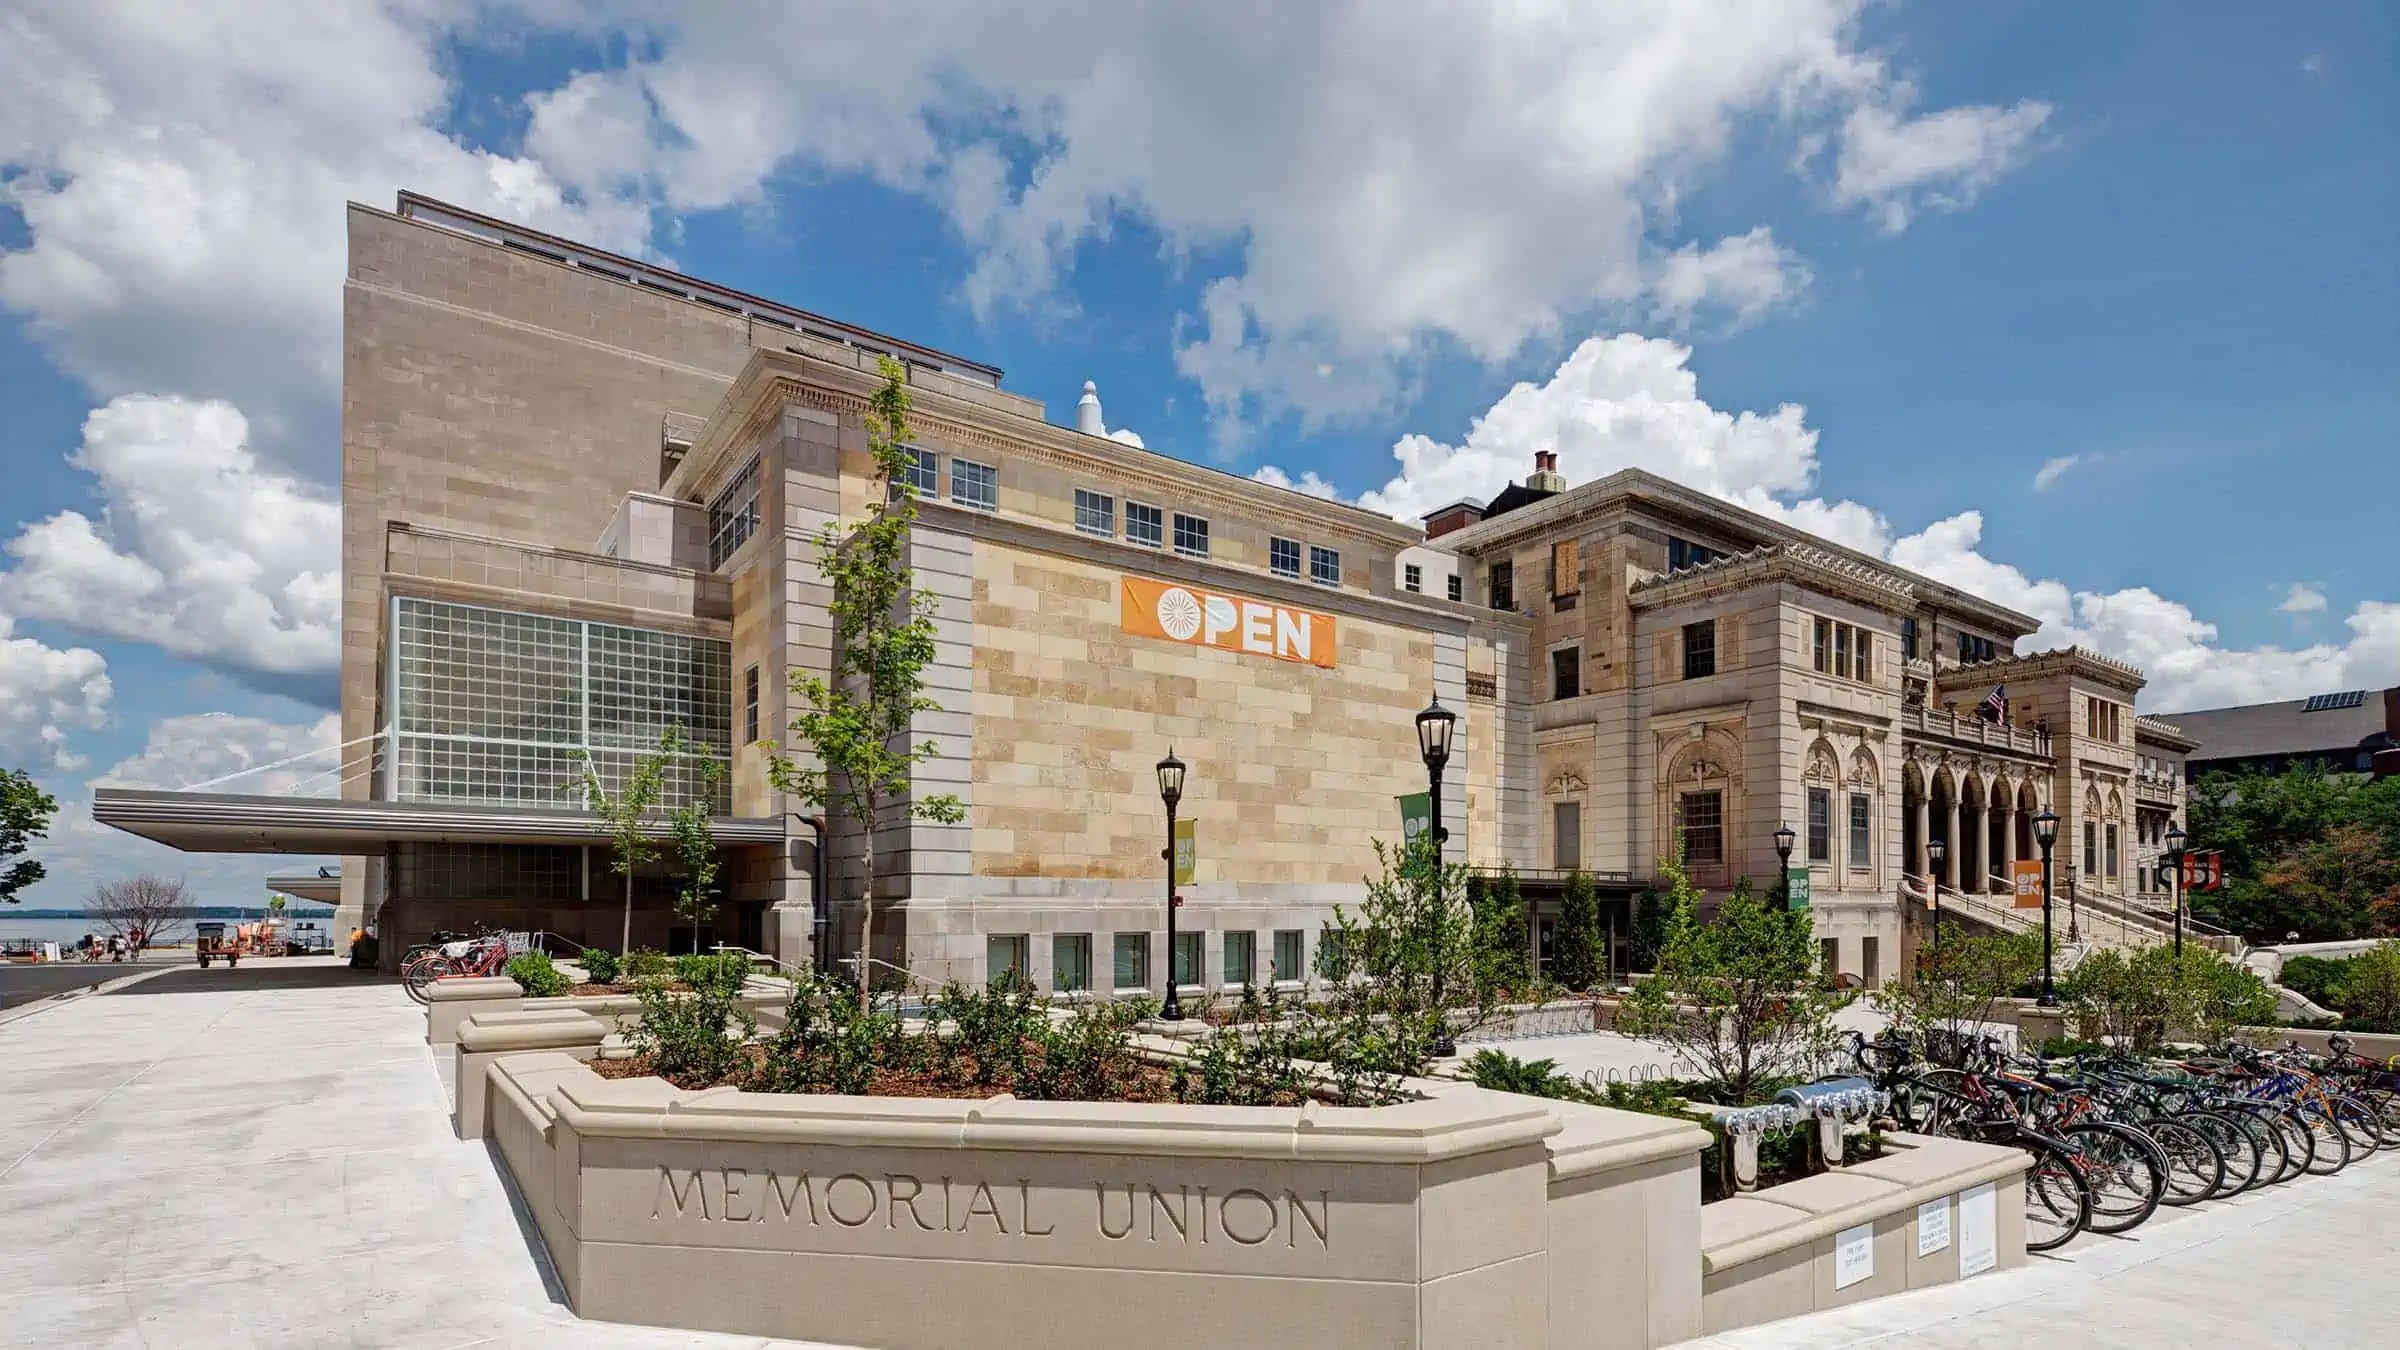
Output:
2134 715 2197 750
1627 542 1917 616
1945 645 2148 694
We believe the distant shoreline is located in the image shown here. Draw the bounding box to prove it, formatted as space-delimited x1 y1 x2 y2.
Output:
2 906 336 919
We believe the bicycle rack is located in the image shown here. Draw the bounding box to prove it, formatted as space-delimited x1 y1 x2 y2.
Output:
1703 1103 1802 1192
1774 1078 1888 1168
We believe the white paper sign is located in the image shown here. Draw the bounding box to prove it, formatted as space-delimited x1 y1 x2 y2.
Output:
1958 1182 1998 1277
1917 1196 1952 1256
1833 1222 1875 1290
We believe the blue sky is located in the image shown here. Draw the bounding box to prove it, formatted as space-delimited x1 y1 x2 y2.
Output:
1 1 2394 906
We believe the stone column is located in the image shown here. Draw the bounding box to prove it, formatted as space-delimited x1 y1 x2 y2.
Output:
2003 803 2020 878
1943 797 1960 891
1912 791 1930 881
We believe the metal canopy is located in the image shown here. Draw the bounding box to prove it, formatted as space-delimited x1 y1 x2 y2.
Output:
92 788 782 855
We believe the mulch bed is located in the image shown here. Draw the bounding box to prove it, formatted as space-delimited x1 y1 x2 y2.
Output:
589 1041 1190 1103
566 981 692 997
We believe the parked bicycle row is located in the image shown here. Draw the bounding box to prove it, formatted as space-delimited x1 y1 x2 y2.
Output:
1840 1029 2400 1253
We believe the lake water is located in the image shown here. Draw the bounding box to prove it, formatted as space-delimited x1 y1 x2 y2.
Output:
0 913 339 948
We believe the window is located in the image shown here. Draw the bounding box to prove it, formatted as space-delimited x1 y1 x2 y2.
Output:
1271 929 1305 983
1668 537 1722 573
1172 931 1204 988
1857 632 1874 683
897 445 938 499
1848 794 1871 871
1052 934 1092 993
1446 574 1463 603
1901 617 1919 661
1402 562 1422 593
1862 936 1880 989
2085 698 2123 744
1807 788 1832 863
1810 617 1874 684
1113 932 1151 990
2105 824 2119 884
1074 489 1115 537
1271 536 1302 578
742 665 759 744
707 456 761 569
1955 632 1996 664
1553 801 1582 870
1309 544 1341 587
2083 821 2098 877
1834 624 1852 680
1552 646 1581 700
950 457 997 511
1679 791 1724 864
1223 931 1255 987
1682 621 1716 680
1126 502 1164 548
1489 560 1515 612
1551 538 1581 596
986 935 1029 988
1172 512 1210 558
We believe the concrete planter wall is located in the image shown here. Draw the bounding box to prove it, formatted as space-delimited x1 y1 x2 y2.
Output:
425 976 793 1045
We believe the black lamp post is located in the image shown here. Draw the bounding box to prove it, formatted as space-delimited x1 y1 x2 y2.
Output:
1157 747 1186 1021
1773 823 1796 910
1926 836 1947 960
2034 807 2060 1006
2165 822 2187 960
1416 695 1458 1057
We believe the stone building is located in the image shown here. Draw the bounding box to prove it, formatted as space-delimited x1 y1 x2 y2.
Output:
96 192 2186 990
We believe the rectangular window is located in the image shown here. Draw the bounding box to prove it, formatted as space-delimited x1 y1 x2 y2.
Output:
1552 646 1581 700
1112 932 1150 990
1309 544 1341 587
1402 562 1422 593
1126 502 1164 548
1073 488 1115 537
742 665 759 745
1489 560 1514 611
1446 574 1462 603
949 458 997 511
1682 621 1716 679
1807 788 1832 863
1813 617 1831 673
1172 512 1210 558
1862 936 1880 989
1172 931 1203 988
707 455 762 569
1223 931 1255 987
1553 801 1582 870
1270 536 1302 578
1052 934 1092 993
2083 821 2098 876
1834 624 1852 680
1551 538 1581 596
897 445 938 499
2105 824 2119 884
1857 631 1873 683
1901 617 1919 661
1848 794 1871 871
1679 791 1724 864
1668 537 1721 573
986 935 1028 988
1271 929 1304 983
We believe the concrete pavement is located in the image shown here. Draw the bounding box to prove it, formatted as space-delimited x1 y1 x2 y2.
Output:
0 953 180 1012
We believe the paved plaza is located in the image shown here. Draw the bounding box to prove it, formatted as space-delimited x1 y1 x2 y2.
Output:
1 967 2390 1348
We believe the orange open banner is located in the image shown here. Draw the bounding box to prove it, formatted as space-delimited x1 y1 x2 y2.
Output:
2011 859 2044 909
1120 575 1337 668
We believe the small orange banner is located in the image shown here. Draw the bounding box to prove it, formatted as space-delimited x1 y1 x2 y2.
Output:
1120 575 1337 668
2012 859 2044 909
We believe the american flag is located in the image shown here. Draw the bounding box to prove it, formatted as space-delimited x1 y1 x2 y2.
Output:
1978 684 2007 722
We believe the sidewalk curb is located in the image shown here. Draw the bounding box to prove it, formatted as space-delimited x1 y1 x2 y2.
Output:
0 963 181 1030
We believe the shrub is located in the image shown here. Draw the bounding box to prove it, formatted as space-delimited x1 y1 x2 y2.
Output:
2062 945 2279 1049
579 948 622 985
2333 942 2400 1031
624 947 673 980
1465 1048 1579 1098
929 978 1047 1088
1021 999 1148 1102
2279 953 2350 1009
750 974 906 1095
1553 870 1606 991
674 951 752 996
1469 869 1530 998
627 969 758 1088
504 951 571 998
1871 930 2041 1044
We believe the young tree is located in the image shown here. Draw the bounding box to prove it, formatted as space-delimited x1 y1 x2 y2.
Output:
89 875 193 947
1553 869 1606 991
1871 929 2040 1049
1616 860 1845 1104
1468 867 1529 997
1 767 59 905
1318 833 1484 1053
769 357 964 996
565 727 679 955
669 757 728 954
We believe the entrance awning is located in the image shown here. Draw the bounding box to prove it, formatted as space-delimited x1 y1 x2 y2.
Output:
265 866 343 905
93 788 784 855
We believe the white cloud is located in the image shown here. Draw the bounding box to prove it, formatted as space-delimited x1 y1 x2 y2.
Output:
90 710 344 795
1833 97 2052 232
1249 465 1342 501
2030 454 2082 491
505 1 2048 441
1106 428 1146 450
0 396 340 702
0 613 110 770
2300 53 2327 77
2278 582 2328 617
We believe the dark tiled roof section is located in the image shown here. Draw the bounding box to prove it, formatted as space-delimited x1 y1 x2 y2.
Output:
2167 688 2397 762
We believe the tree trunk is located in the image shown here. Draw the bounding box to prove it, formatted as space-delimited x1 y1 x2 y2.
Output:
621 870 633 955
858 791 878 1000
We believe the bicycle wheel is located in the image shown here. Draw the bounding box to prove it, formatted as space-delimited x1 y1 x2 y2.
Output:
2349 1085 2400 1139
2137 1116 2224 1207
2179 1110 2261 1199
2327 1094 2387 1154
2020 1134 2093 1254
2294 1104 2351 1176
403 953 453 1004
2055 1121 2163 1234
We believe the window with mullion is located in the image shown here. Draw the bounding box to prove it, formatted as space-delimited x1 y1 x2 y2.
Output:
1074 489 1115 537
949 458 997 511
1270 536 1301 578
1806 787 1832 863
1309 545 1340 586
1126 502 1164 548
1171 512 1210 558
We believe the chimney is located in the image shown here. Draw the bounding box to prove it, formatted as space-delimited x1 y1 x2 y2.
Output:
1075 380 1105 436
1526 449 1567 494
1423 500 1486 539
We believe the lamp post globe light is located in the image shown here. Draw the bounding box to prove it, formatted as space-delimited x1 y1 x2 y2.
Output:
1416 695 1458 1058
1773 823 1796 909
1157 747 1186 1021
2033 806 2060 1007
1926 836 1947 960
2164 821 2187 961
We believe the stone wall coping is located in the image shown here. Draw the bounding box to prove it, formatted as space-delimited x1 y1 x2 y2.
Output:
1545 1099 1716 1183
424 976 523 1003
542 1070 1563 1163
1698 1133 2026 1274
489 1051 594 1127
459 1010 610 1053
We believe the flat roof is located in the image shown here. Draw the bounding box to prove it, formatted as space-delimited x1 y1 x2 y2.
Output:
94 789 782 855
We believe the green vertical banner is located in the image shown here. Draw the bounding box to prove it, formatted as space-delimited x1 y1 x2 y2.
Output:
1172 817 1197 886
1785 869 1812 911
1398 792 1432 841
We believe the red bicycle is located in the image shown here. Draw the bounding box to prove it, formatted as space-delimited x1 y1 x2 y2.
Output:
402 932 513 1004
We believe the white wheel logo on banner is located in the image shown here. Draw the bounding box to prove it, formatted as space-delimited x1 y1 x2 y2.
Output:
1154 587 1204 640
